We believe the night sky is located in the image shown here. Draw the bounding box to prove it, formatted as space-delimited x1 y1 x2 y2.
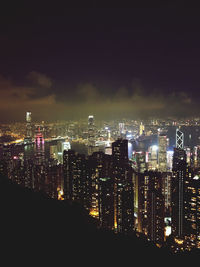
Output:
1 5 200 122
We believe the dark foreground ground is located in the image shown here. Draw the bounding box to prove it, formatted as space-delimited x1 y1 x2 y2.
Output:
0 175 199 265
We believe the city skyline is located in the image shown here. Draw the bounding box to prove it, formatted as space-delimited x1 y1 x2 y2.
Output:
1 110 200 254
1 6 200 122
2 5 200 256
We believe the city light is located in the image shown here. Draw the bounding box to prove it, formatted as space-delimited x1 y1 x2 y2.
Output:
151 145 158 151
89 210 99 218
1 109 200 255
2 6 200 259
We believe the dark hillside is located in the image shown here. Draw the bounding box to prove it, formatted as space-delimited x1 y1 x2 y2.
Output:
0 175 197 264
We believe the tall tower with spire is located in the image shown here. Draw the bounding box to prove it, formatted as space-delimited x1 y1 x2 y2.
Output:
24 111 32 144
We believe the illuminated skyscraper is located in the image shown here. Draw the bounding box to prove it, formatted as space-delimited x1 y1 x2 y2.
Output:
167 150 173 171
134 151 147 173
112 139 128 165
161 172 172 212
148 145 158 171
57 140 71 164
185 174 200 249
88 115 96 155
139 122 145 136
63 150 90 210
193 146 199 168
112 139 134 234
45 161 62 200
98 177 114 230
119 122 125 137
137 171 164 245
89 152 112 219
171 148 188 239
158 134 167 172
176 128 184 149
63 150 76 201
71 153 88 204
185 147 191 166
24 111 32 144
33 127 45 191
23 141 34 189
10 155 24 186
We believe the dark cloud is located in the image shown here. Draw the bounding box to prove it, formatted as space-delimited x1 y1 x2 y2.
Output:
27 71 52 89
0 73 198 123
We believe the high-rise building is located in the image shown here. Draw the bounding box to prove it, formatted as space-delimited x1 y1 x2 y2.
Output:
24 158 34 189
23 142 34 189
112 139 128 167
134 151 147 173
176 128 184 149
161 172 172 213
71 153 87 204
89 152 112 219
185 147 191 166
191 145 200 168
167 150 173 171
148 145 158 171
57 140 71 164
158 134 167 172
139 122 145 136
63 150 76 201
10 155 24 186
63 150 90 210
184 174 200 249
33 127 45 191
119 122 125 137
171 148 188 239
45 161 62 200
88 115 96 156
98 177 114 230
137 171 165 245
112 139 134 234
24 111 32 144
0 145 11 178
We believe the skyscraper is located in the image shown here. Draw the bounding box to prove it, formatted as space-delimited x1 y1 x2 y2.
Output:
98 177 114 230
184 174 200 249
24 111 32 144
171 148 187 239
139 122 145 136
63 149 76 201
88 115 96 156
119 122 125 137
112 138 128 167
63 150 90 210
137 171 165 245
89 152 112 219
158 134 167 172
161 172 172 213
148 145 158 171
112 139 134 233
176 128 184 149
33 127 45 191
133 151 147 173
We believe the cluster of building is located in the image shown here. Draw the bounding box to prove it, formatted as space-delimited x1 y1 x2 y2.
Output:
0 131 64 201
63 139 134 234
1 112 200 253
62 117 200 253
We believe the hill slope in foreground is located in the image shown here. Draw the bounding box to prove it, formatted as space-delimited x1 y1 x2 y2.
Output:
0 175 199 264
